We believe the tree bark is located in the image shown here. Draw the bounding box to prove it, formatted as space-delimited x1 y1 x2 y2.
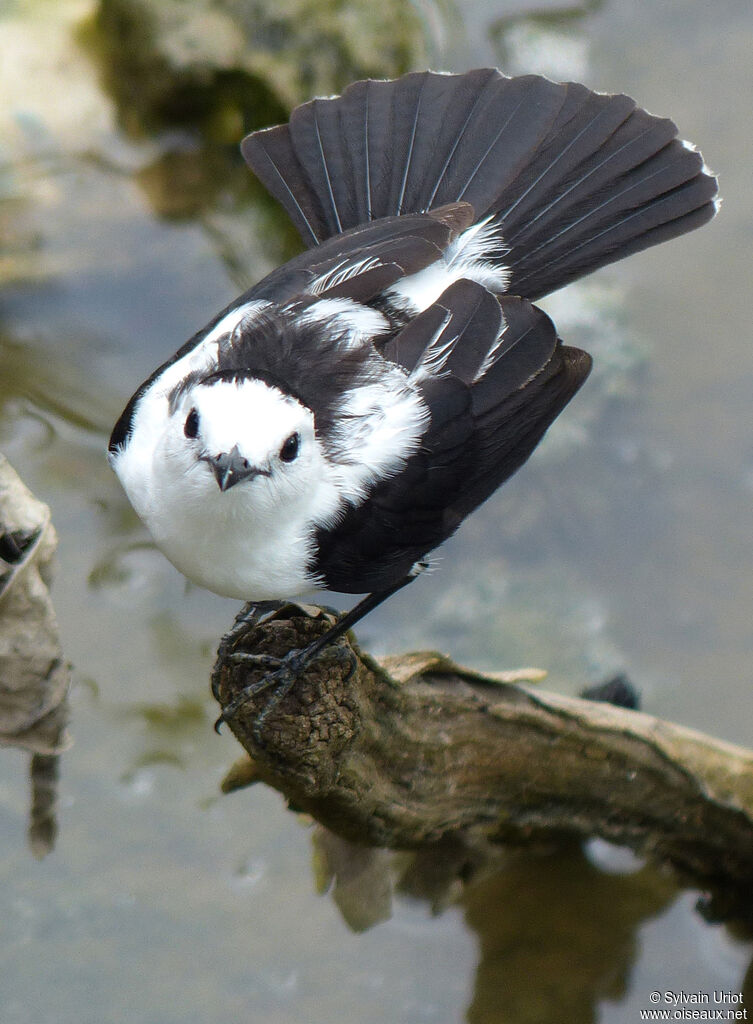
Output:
213 603 753 903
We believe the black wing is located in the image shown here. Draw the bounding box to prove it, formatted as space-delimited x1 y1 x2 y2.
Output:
313 280 591 593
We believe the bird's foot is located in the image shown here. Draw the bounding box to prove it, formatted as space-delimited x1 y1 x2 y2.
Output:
211 601 285 702
214 634 357 746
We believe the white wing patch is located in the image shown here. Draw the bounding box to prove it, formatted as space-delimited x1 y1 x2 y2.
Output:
295 297 389 345
327 371 430 503
446 216 510 277
307 255 384 295
386 216 510 313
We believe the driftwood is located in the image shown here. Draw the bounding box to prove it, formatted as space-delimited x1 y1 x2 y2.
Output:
0 454 70 857
213 603 753 906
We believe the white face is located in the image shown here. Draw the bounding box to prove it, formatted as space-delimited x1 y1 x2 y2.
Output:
110 375 341 600
167 378 319 513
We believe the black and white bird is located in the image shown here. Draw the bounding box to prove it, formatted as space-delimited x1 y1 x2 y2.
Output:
108 69 718 729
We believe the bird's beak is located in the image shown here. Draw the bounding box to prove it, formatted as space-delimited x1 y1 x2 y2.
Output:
201 445 268 492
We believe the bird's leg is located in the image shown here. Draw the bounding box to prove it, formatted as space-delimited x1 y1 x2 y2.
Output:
214 572 422 740
211 600 286 701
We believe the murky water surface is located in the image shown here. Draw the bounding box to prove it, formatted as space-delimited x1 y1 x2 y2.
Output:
1 1 752 1021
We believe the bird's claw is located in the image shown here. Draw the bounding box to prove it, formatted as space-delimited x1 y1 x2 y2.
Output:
214 657 293 734
214 637 358 741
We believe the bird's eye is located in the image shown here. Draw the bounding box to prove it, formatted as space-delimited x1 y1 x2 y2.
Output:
184 408 200 439
279 432 300 462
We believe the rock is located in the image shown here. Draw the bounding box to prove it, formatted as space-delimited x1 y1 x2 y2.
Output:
92 0 428 130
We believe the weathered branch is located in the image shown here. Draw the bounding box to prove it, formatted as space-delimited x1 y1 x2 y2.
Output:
213 603 753 901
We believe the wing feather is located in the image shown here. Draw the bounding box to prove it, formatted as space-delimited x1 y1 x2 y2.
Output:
314 287 590 592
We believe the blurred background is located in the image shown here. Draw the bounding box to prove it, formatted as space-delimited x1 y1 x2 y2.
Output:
1 0 752 1021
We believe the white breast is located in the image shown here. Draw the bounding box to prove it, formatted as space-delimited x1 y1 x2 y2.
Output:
114 429 340 601
148 493 330 601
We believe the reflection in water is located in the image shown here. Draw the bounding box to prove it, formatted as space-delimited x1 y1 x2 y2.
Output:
462 845 675 1024
119 694 208 780
312 828 394 933
310 826 751 1023
0 455 69 857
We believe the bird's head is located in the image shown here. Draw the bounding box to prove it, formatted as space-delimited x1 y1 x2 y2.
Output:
167 374 320 511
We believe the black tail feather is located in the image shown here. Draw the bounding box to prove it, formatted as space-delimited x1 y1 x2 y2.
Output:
242 123 322 246
242 69 718 300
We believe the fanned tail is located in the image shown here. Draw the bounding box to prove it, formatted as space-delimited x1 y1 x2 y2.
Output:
242 70 718 300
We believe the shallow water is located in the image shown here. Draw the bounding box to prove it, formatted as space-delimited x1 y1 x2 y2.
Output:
1 0 752 1021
